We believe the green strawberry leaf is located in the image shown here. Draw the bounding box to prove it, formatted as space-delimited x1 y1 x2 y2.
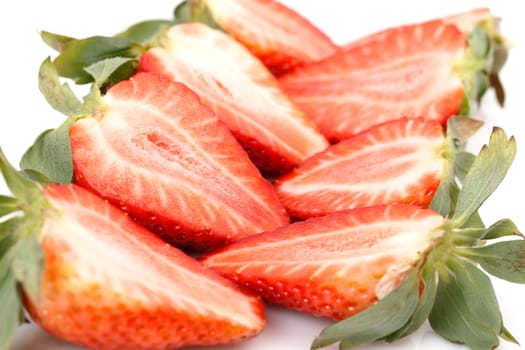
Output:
452 127 516 226
20 117 75 185
53 35 144 84
115 19 172 45
480 219 522 240
311 268 419 350
0 195 19 217
11 235 44 302
384 263 437 341
0 148 40 202
38 57 82 116
40 30 76 52
500 325 520 345
173 0 222 29
429 257 502 350
84 56 138 93
454 151 476 183
469 240 525 283
0 272 23 350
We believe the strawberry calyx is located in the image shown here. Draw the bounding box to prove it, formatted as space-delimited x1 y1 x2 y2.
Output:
312 127 525 350
0 147 51 350
455 15 510 115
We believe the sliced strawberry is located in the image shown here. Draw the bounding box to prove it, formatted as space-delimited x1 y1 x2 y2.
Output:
192 0 339 75
16 183 265 350
201 204 445 320
139 23 328 175
70 72 289 251
273 118 447 219
278 20 468 142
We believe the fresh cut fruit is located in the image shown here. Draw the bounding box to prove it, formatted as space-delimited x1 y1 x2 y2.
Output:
279 14 506 142
22 66 289 252
0 149 265 350
139 23 329 174
173 0 339 75
273 117 448 219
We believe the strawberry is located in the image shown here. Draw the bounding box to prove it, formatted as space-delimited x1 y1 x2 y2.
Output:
273 117 448 219
0 150 265 350
139 23 329 175
174 0 339 75
201 128 524 350
27 67 289 251
201 204 445 321
278 18 498 142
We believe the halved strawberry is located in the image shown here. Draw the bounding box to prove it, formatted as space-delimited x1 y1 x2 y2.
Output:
278 19 491 142
176 0 339 75
69 72 289 251
139 23 328 175
273 118 448 219
201 204 445 320
0 152 265 350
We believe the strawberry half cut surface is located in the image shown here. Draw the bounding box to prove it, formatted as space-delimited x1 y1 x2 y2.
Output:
202 127 525 350
175 0 339 75
278 19 494 142
66 71 289 251
0 150 265 350
139 23 329 175
201 205 445 321
273 117 448 219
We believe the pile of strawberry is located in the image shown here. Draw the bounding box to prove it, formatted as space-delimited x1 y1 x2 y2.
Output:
1 1 524 350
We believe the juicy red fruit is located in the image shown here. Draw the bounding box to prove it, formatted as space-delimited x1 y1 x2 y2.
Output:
202 0 339 75
24 183 265 350
139 23 329 175
70 72 289 251
274 118 447 219
202 205 445 320
279 20 466 142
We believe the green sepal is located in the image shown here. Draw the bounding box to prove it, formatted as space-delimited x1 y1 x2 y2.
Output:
384 263 438 341
40 30 76 52
53 35 144 84
38 57 82 116
11 235 44 302
454 151 476 183
0 272 23 350
468 240 525 283
0 148 41 203
0 196 20 217
452 127 516 225
429 257 502 350
311 269 419 350
480 219 522 241
115 19 173 46
500 325 520 345
173 0 222 30
20 117 76 185
84 56 137 94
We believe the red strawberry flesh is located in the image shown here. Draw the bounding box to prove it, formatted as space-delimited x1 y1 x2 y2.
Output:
70 72 289 251
139 23 328 174
279 20 466 141
274 118 446 219
202 205 445 320
24 183 265 350
203 0 338 75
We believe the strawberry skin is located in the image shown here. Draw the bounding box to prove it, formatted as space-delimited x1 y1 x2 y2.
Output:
202 0 338 75
70 72 289 251
273 118 447 219
139 23 328 175
201 205 445 320
278 20 466 142
24 183 265 350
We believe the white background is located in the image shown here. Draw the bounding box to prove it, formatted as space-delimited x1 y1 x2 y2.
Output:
1 1 524 350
